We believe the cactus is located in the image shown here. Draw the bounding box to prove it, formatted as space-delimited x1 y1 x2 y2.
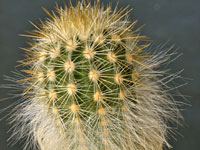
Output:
10 1 181 150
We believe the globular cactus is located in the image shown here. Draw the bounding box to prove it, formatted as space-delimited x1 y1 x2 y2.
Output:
10 1 181 150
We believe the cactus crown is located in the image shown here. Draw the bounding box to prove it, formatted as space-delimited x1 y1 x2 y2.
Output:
12 1 180 150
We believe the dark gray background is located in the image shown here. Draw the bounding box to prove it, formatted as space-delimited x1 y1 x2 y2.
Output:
0 0 199 150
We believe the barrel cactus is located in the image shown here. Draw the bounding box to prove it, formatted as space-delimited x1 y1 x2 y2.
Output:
10 1 181 150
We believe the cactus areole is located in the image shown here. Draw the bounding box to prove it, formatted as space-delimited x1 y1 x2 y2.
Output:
12 1 181 150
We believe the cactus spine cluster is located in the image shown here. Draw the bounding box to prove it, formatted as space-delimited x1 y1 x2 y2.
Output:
12 1 180 150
